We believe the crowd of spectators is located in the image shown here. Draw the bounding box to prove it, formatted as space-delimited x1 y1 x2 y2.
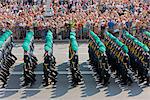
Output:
0 0 149 40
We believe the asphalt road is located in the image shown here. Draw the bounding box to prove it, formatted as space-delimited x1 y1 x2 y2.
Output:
0 42 149 100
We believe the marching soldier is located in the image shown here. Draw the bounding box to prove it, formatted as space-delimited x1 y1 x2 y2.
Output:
43 30 57 86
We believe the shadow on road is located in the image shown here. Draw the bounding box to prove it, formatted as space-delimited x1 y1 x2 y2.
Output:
0 63 23 98
51 62 70 98
21 63 44 98
128 82 143 97
13 63 43 72
0 91 18 99
80 74 100 97
104 79 144 97
104 78 122 96
80 62 100 97
0 63 43 99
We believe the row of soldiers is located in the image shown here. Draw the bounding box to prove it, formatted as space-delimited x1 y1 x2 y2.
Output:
0 30 17 88
104 31 133 85
69 32 82 87
22 30 57 87
137 31 150 49
122 31 150 85
88 30 110 86
22 31 38 86
43 30 57 86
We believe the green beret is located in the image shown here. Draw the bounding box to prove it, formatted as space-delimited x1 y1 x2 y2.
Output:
98 42 104 48
5 30 12 35
0 36 6 42
142 45 149 52
46 37 53 42
95 37 100 44
44 45 49 51
122 45 129 53
44 45 52 52
47 30 53 36
109 34 116 41
118 42 124 47
46 40 53 44
28 30 34 36
45 42 52 48
25 34 33 41
3 33 10 40
143 31 150 37
71 40 78 52
22 42 30 51
99 47 106 53
115 39 119 44
106 31 110 35
138 41 144 47
70 35 76 40
46 34 53 38
125 31 130 37
133 39 138 43
89 30 95 36
70 32 76 36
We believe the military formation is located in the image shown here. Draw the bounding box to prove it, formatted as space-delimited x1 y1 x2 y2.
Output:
137 31 150 49
22 31 38 86
0 29 149 88
43 30 57 86
88 30 110 86
0 30 17 88
121 31 150 85
104 31 133 85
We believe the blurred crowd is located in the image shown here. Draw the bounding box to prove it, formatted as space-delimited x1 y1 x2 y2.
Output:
0 0 149 39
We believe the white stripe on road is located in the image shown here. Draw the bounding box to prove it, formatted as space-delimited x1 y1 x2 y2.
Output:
0 88 51 91
11 71 93 75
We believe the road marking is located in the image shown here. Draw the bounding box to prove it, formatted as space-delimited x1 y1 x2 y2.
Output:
0 88 51 91
10 71 93 75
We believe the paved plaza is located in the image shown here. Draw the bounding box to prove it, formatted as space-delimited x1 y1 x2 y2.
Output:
0 42 149 100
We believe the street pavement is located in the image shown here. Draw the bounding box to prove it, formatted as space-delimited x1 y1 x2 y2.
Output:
0 42 149 100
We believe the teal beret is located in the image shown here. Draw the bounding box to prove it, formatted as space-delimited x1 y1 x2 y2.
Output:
71 40 78 52
44 45 52 52
22 43 30 51
142 45 149 52
47 30 53 36
70 35 76 40
89 30 95 36
46 42 53 48
5 30 12 35
143 31 150 37
0 36 5 42
95 37 100 44
99 47 106 53
28 30 34 36
122 45 129 53
70 32 76 36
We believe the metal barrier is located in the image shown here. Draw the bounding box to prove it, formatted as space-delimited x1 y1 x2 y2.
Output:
0 26 148 40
